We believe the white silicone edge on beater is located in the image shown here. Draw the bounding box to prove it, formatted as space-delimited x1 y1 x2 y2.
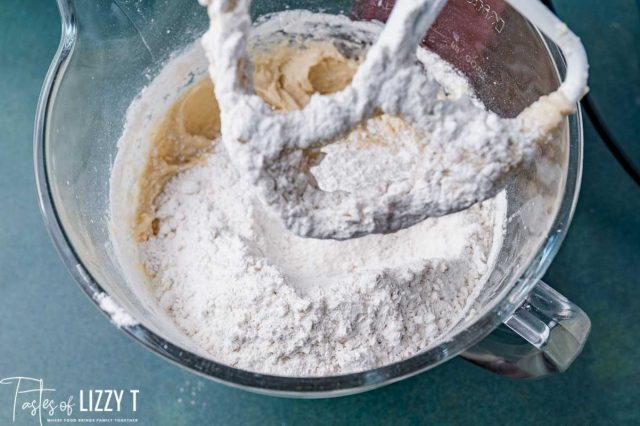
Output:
507 0 589 104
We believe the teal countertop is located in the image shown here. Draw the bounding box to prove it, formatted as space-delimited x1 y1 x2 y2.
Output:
1 1 638 424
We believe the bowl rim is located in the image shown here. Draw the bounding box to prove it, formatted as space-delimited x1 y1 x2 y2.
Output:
33 0 583 398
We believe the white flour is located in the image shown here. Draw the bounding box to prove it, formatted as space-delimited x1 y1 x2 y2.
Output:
141 146 506 376
200 5 571 239
95 293 138 328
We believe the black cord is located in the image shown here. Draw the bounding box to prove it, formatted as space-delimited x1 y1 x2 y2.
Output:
541 0 640 186
581 94 640 186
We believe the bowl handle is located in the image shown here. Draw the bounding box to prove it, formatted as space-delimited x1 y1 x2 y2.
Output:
461 280 590 379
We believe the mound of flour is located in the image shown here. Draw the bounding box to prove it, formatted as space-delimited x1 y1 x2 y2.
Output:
141 144 505 376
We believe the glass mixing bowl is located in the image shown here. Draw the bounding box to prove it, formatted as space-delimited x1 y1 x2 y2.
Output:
35 0 590 397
